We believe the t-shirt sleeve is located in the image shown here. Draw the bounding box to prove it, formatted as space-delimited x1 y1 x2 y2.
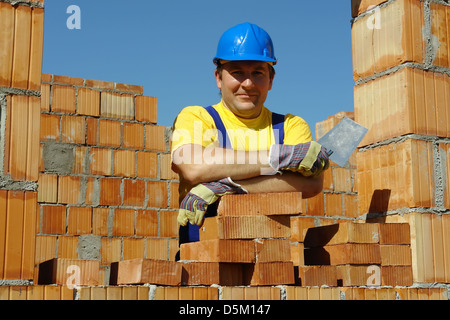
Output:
283 113 313 145
170 106 218 153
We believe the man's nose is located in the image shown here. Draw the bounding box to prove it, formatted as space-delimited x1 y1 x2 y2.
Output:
241 76 255 88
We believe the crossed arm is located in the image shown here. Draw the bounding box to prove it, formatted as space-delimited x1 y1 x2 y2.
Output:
172 144 324 199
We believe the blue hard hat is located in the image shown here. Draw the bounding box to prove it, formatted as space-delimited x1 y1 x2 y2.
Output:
213 22 277 65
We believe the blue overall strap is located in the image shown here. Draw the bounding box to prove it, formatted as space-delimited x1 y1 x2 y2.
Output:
204 105 232 149
272 112 285 144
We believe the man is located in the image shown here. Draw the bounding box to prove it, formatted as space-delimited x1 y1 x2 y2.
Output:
171 22 330 245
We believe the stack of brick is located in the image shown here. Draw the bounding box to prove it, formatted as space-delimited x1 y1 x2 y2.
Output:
179 192 303 286
298 221 413 287
0 0 44 283
351 0 450 286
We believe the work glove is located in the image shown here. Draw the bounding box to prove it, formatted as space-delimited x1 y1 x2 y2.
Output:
269 142 332 177
177 177 248 227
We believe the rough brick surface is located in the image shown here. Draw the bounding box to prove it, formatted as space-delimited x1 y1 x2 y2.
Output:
305 244 382 265
200 216 291 240
110 258 181 286
217 192 302 216
180 239 255 263
38 258 99 286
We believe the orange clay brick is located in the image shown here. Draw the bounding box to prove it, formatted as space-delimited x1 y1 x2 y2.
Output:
145 125 167 151
6 95 40 181
40 83 50 111
67 207 92 235
290 216 316 242
357 139 437 215
351 0 425 81
380 245 412 266
324 193 343 217
146 239 170 260
180 262 245 286
378 223 411 244
169 182 180 209
57 175 82 205
0 2 15 87
100 237 121 265
136 151 158 178
34 235 57 265
135 210 158 237
355 68 450 146
61 115 85 144
98 119 121 147
217 192 302 216
303 222 380 248
52 85 76 113
76 87 100 116
381 266 413 286
343 194 359 218
115 82 143 94
38 258 99 286
84 78 114 91
40 113 60 141
57 236 78 259
122 179 146 207
98 177 121 206
180 239 255 263
244 262 295 286
153 286 219 301
304 244 381 265
37 173 58 203
160 153 179 180
100 91 134 120
304 192 325 216
110 258 181 286
199 216 291 240
14 7 44 90
0 191 37 280
297 265 338 287
440 143 450 209
221 286 281 300
40 205 66 235
92 207 109 236
122 238 146 260
159 210 178 238
136 95 157 123
76 286 149 301
113 149 135 177
336 265 377 287
431 3 450 69
122 122 144 149
53 75 84 86
351 0 389 17
112 208 134 236
254 238 291 262
147 180 168 208
89 147 112 176
86 117 98 145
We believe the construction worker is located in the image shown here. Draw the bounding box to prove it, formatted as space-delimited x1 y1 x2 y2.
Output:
171 22 331 246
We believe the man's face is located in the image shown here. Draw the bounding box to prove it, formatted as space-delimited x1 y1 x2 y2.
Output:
215 61 274 119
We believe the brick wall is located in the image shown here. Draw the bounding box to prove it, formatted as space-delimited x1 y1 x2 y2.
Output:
351 0 450 285
0 0 44 281
36 73 179 284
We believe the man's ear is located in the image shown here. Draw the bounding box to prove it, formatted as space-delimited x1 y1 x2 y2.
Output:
215 69 222 90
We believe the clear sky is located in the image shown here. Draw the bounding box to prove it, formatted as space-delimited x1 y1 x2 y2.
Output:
42 0 355 139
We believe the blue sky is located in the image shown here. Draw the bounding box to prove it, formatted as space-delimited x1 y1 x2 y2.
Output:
42 0 355 139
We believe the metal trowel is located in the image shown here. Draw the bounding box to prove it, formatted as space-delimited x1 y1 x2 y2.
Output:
317 117 368 167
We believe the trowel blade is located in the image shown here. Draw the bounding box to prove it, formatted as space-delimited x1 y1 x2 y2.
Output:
317 117 368 167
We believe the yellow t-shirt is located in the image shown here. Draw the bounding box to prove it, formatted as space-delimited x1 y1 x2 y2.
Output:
171 100 312 152
170 100 313 199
